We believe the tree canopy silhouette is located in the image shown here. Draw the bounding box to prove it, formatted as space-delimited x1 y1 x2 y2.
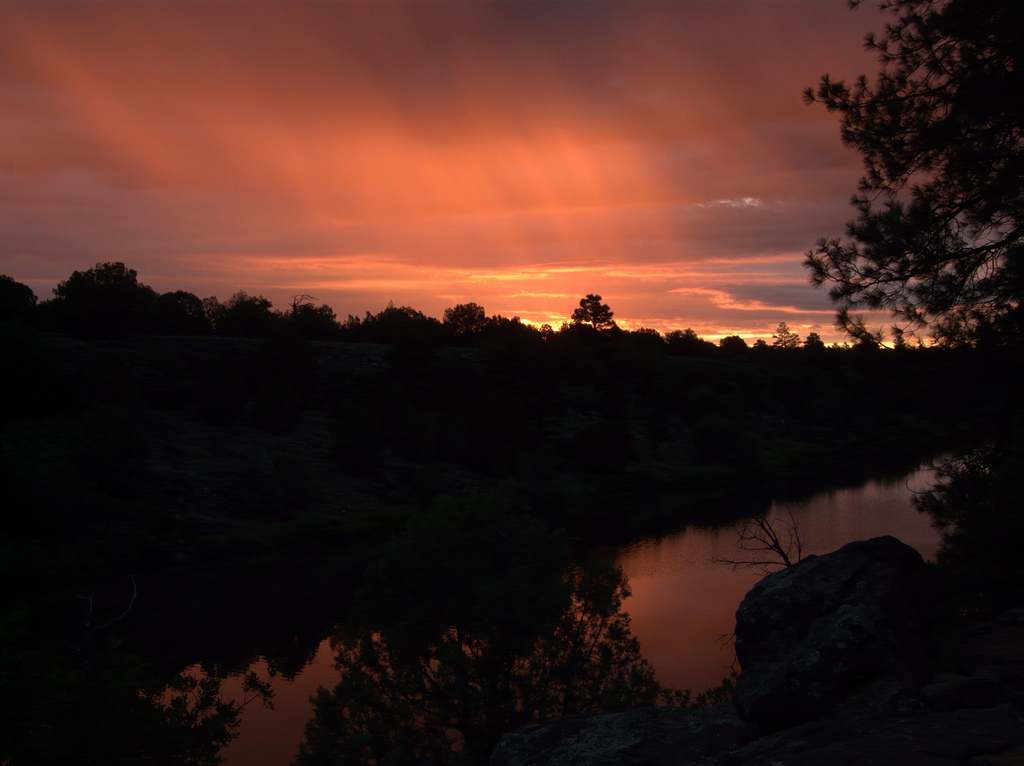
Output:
289 295 339 340
443 302 487 337
805 0 1024 344
666 328 716 357
771 321 801 349
571 293 616 331
346 303 444 346
51 261 157 337
206 291 278 338
804 331 826 352
154 290 212 336
719 335 750 355
0 275 36 320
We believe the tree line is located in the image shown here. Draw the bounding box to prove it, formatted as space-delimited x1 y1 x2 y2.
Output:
2 262 906 355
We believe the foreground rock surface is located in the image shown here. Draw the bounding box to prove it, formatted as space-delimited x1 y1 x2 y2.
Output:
733 535 927 729
491 537 1024 766
490 705 754 766
492 700 1024 766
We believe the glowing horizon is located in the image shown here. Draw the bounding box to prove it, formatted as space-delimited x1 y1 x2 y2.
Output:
0 1 885 343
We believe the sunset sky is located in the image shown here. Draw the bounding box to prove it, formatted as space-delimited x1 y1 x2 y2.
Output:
0 1 884 341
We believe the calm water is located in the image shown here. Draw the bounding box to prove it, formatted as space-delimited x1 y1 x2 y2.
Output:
212 463 941 764
618 465 942 692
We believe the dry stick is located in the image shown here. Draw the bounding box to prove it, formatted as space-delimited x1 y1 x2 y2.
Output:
712 513 803 574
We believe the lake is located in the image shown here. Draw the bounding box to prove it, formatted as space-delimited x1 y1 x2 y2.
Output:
213 462 942 764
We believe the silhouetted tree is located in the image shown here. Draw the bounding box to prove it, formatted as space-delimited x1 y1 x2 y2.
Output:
631 327 661 339
892 327 909 352
803 331 826 352
210 291 279 337
349 303 445 346
50 261 157 337
443 302 487 337
665 328 716 357
0 275 36 321
805 0 1024 344
771 321 801 349
571 293 616 331
626 327 666 355
288 295 339 340
718 335 749 355
478 314 541 349
154 290 212 336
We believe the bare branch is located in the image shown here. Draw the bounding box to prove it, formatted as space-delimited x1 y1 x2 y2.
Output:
712 513 804 574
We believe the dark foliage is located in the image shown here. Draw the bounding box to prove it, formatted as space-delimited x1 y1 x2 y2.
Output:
719 335 749 355
288 296 340 340
0 274 37 320
155 290 213 336
771 321 800 349
343 303 445 346
805 0 1024 344
294 501 671 766
443 302 488 338
806 0 1024 619
206 291 279 338
915 444 1024 617
666 328 717 357
49 261 158 337
804 332 825 352
570 293 616 331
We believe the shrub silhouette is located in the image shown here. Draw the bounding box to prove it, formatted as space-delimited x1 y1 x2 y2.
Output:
207 291 279 337
288 296 340 340
443 302 487 338
154 290 212 336
0 275 37 321
666 328 716 357
50 261 157 337
719 335 749 355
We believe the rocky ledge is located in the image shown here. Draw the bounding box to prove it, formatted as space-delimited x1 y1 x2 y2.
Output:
492 537 1024 766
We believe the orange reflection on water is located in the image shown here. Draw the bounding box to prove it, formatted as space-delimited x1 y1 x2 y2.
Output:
617 467 942 691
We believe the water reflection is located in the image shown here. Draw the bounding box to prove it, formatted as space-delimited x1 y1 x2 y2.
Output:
212 466 941 764
292 502 671 765
618 465 942 691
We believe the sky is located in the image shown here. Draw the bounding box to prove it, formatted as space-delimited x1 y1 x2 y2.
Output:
0 0 886 341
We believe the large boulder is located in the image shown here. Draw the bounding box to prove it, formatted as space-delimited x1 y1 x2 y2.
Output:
489 537 1024 765
733 535 927 730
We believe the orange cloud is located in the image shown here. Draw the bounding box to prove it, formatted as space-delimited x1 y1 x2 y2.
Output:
0 1 884 342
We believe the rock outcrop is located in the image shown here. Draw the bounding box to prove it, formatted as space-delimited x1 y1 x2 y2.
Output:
733 535 927 729
490 705 753 766
491 536 1024 766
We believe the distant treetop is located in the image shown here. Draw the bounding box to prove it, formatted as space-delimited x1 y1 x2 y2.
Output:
443 302 487 336
570 294 616 331
771 321 801 350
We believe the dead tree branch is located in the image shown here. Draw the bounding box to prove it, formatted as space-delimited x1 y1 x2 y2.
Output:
712 511 804 574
